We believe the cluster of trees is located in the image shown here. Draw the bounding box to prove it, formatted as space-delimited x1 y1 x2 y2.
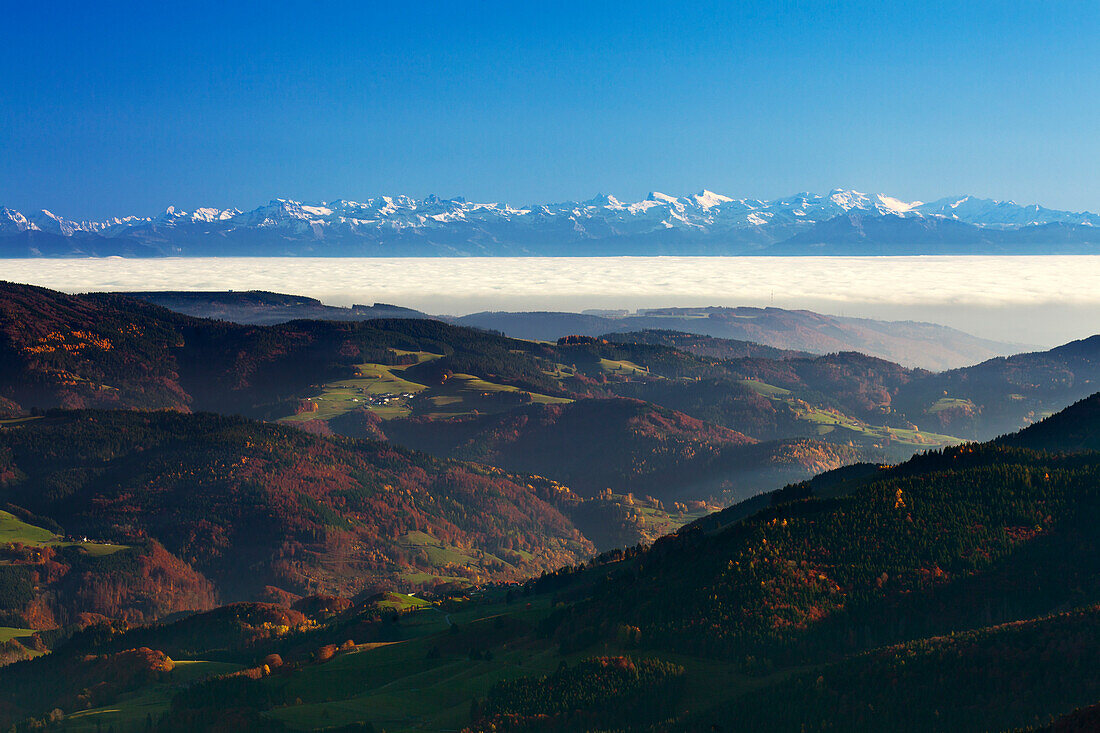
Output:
0 643 174 727
716 605 1100 732
468 656 685 731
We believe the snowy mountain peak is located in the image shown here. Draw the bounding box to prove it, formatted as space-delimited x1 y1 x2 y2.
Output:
4 189 1098 255
915 196 1100 228
876 194 922 214
692 190 734 208
584 193 622 208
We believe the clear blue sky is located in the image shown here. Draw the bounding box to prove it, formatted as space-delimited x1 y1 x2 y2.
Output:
2 1 1098 219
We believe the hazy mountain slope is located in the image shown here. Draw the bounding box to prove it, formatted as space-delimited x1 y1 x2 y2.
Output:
894 335 1100 438
58 284 1018 371
5 282 1094 470
123 290 427 325
7 280 1098 527
381 399 863 505
604 330 813 360
454 306 1019 370
601 332 1100 445
999 392 1100 453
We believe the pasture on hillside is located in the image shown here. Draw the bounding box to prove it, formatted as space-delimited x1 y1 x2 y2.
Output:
0 510 127 557
279 350 571 428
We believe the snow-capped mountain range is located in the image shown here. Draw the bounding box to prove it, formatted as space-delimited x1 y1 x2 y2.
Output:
3 189 1099 257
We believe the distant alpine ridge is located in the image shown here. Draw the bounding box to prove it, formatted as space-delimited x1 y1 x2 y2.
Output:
3 189 1100 257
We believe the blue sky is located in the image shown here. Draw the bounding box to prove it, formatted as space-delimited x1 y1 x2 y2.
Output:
2 1 1098 219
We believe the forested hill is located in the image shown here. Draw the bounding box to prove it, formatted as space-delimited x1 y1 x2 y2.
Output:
6 281 1100 506
519 393 1100 729
1001 393 1100 452
558 396 1100 663
4 396 1100 730
123 290 428 325
604 329 813 360
0 410 595 615
0 281 572 418
383 398 863 505
452 306 1016 371
4 282 1098 449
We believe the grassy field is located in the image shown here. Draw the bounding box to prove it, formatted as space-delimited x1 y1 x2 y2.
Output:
928 397 977 414
798 404 960 447
0 627 34 643
263 596 580 732
419 373 571 419
270 641 568 731
372 592 432 613
280 350 571 427
396 569 474 589
0 510 56 546
0 510 127 557
597 358 650 375
281 355 435 423
740 378 792 397
0 416 43 426
392 532 545 588
59 661 243 732
399 530 488 568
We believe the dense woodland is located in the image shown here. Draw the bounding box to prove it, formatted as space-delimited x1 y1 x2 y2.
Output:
469 656 686 731
0 397 1098 729
0 410 594 613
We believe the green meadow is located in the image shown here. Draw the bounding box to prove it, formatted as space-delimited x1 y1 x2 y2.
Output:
59 661 243 732
0 510 126 557
0 627 34 644
740 379 962 449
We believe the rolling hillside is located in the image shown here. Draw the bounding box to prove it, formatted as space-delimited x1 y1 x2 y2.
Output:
383 399 863 505
4 395 1100 731
0 410 595 609
5 282 1100 523
454 306 1018 370
893 335 1100 438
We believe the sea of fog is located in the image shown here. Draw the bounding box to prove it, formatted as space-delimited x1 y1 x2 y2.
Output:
3 255 1100 348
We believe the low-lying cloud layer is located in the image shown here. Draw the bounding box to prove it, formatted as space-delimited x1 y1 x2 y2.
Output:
4 256 1099 347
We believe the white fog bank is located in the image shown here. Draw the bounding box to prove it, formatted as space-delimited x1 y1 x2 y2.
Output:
3 255 1099 348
